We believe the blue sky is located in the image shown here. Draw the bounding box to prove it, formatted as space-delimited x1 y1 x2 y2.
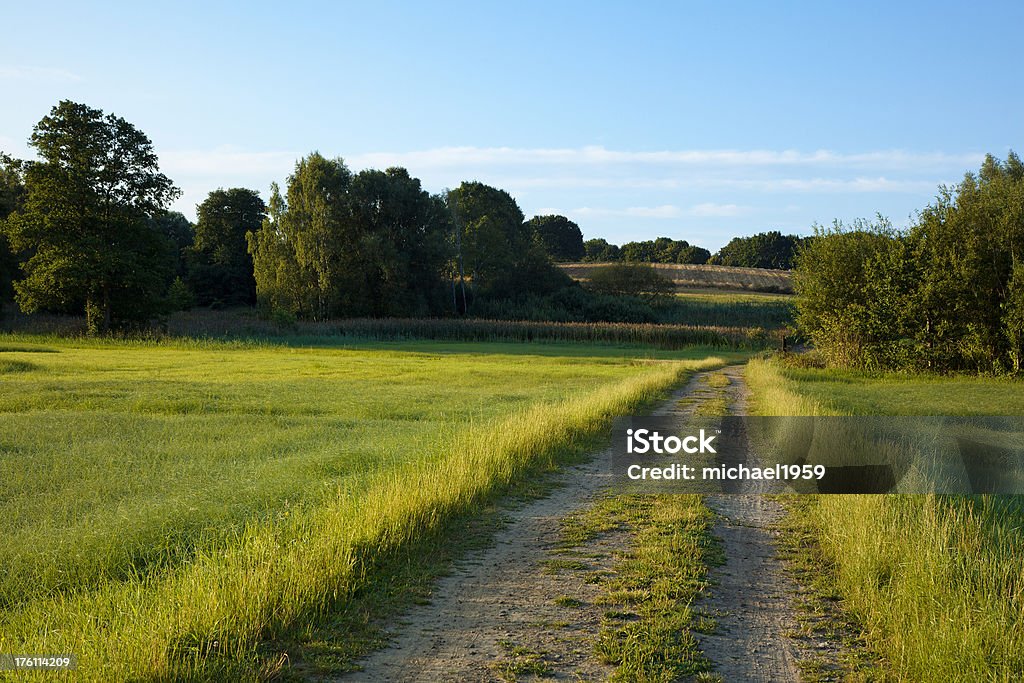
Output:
1 1 1020 250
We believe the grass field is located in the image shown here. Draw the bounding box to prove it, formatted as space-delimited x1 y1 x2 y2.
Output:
0 334 733 681
747 358 1024 682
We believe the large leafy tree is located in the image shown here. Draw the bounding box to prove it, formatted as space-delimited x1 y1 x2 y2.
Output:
527 214 584 262
0 153 26 303
248 153 352 319
448 182 528 288
448 182 567 299
248 156 453 318
152 211 193 277
3 101 179 332
345 168 452 316
795 152 1024 373
189 188 265 306
793 218 895 367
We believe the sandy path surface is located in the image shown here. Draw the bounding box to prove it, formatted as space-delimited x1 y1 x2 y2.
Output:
339 365 810 682
694 364 801 682
340 372 709 682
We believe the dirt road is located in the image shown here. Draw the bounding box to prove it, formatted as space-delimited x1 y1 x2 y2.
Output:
340 365 806 682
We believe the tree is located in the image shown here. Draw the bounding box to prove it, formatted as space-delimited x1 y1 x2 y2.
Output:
792 219 894 367
582 238 622 262
0 153 26 304
621 237 709 264
189 188 265 306
527 214 584 262
712 231 803 269
344 167 452 316
248 157 454 318
2 101 179 332
447 183 572 302
248 153 352 319
447 181 530 295
152 211 193 277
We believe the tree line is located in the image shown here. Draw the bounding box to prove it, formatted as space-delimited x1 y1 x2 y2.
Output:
0 101 587 330
794 152 1024 374
0 100 805 334
581 231 805 269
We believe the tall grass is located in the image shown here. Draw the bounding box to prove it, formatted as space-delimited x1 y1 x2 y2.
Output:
746 357 1024 681
3 309 775 349
0 344 723 681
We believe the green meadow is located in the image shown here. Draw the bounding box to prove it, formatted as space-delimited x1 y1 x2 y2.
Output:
747 359 1024 682
0 335 731 681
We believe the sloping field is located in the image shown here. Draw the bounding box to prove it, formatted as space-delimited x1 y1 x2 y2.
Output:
560 262 793 293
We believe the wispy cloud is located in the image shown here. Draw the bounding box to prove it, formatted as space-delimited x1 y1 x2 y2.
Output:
156 144 968 227
688 177 943 194
689 202 746 217
553 205 684 220
349 145 983 171
159 147 297 178
540 203 749 222
0 65 82 82
458 175 940 194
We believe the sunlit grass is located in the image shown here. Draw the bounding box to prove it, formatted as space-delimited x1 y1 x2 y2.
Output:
746 357 1024 682
0 335 727 680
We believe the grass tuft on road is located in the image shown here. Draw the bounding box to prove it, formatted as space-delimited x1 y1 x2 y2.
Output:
561 495 720 682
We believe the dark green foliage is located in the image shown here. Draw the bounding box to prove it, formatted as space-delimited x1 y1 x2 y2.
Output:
0 154 26 304
154 212 194 271
794 152 1024 373
344 167 452 316
248 156 452 319
621 237 710 265
448 182 568 301
527 214 584 262
582 238 622 262
473 285 659 324
474 287 792 328
711 230 804 269
586 264 676 301
1 101 180 333
166 276 195 312
189 189 264 307
581 236 710 264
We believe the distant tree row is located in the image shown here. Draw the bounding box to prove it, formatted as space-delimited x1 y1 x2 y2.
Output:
795 153 1024 374
708 231 806 270
581 236 711 264
579 232 804 269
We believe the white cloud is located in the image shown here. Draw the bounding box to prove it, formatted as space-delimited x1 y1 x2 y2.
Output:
689 203 746 217
444 174 943 197
0 65 82 82
696 177 942 193
348 145 983 171
159 147 297 178
565 205 683 219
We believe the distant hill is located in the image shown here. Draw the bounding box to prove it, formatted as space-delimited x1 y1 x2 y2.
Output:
559 262 793 294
